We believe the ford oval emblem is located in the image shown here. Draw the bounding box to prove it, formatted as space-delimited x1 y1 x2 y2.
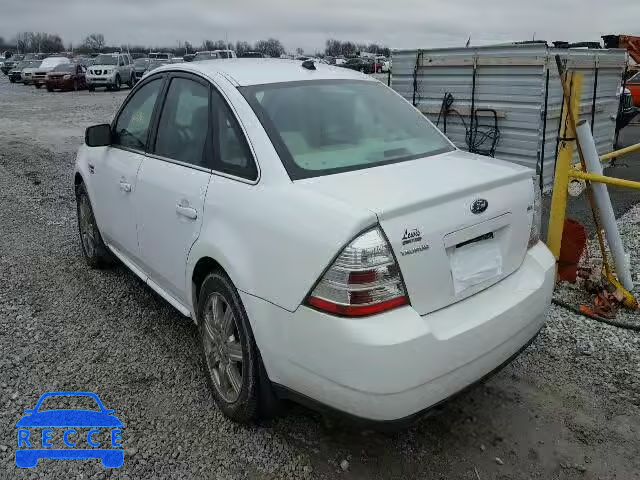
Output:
471 199 488 214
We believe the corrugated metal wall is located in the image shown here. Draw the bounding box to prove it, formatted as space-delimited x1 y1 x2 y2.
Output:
392 44 626 189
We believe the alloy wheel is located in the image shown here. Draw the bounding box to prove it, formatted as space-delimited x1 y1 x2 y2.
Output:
202 293 244 403
78 195 97 258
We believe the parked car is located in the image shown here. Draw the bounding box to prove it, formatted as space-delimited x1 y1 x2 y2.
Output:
86 53 134 91
627 72 640 107
32 56 71 88
144 59 170 75
149 52 172 60
213 49 237 59
21 61 42 85
45 63 87 91
340 57 375 73
193 51 219 62
183 54 196 62
171 57 184 63
239 51 266 58
8 60 38 83
1 54 24 75
133 57 153 81
75 60 552 424
376 56 391 73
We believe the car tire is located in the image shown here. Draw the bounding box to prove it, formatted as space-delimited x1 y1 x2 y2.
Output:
35 83 42 89
9 78 15 83
197 271 279 423
46 86 53 92
113 75 121 91
73 79 79 91
76 182 114 268
126 72 134 88
88 85 95 92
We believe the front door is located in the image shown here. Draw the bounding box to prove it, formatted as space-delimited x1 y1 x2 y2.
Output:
92 76 164 264
135 74 212 305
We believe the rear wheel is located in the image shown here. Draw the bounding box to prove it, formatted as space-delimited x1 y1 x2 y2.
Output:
73 79 79 91
113 75 121 91
126 71 134 88
46 85 54 92
9 77 15 83
35 83 42 89
76 183 113 268
198 271 278 423
88 85 95 92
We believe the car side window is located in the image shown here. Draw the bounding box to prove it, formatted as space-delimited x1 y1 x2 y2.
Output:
212 90 258 180
118 56 125 67
113 78 163 151
153 77 210 167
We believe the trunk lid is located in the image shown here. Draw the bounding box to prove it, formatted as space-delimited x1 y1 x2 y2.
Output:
297 150 535 315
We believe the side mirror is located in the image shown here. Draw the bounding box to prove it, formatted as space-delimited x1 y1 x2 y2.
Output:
85 124 112 147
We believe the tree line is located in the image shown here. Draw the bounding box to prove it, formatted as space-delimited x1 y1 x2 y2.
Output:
2 32 390 58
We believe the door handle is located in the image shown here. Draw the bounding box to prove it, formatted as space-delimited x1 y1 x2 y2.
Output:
176 204 198 220
119 181 132 193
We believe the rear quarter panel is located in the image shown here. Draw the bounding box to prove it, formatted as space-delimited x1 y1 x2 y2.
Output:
186 178 377 314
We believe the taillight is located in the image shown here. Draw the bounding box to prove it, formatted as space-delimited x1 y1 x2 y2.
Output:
307 227 409 317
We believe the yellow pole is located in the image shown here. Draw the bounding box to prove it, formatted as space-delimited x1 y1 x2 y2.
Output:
546 72 583 260
600 142 640 162
570 169 640 190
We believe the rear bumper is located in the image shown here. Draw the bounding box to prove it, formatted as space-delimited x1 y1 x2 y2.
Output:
241 242 555 421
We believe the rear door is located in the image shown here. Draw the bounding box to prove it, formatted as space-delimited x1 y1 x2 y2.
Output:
135 73 213 305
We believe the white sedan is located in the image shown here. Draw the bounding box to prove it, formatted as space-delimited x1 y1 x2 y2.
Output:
74 59 554 424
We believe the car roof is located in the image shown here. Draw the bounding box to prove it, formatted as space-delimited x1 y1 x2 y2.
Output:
151 58 376 86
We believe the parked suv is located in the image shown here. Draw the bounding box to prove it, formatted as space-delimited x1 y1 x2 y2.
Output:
75 60 553 424
21 61 42 85
32 57 71 88
340 57 375 74
86 53 134 91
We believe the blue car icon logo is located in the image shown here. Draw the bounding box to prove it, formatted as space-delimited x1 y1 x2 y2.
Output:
15 391 123 468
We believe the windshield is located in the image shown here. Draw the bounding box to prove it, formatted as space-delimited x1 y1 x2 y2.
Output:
134 58 150 66
629 72 640 83
52 63 75 72
241 80 454 179
94 54 117 65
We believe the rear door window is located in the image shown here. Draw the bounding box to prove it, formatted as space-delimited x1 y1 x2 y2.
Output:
211 90 258 180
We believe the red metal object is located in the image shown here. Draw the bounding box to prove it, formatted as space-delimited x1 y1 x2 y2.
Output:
558 219 587 283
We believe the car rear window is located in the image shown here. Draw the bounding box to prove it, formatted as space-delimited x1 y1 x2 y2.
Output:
240 80 454 180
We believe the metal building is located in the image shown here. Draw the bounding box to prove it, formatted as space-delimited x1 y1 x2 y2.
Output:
392 44 627 189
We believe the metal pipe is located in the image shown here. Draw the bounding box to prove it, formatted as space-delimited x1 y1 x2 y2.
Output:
575 120 634 290
600 142 640 162
570 169 640 189
539 68 550 191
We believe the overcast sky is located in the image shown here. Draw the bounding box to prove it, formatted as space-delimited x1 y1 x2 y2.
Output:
1 0 639 52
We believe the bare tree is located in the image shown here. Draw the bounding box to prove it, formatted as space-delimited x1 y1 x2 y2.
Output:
83 33 105 52
254 38 285 58
295 47 304 56
235 41 251 56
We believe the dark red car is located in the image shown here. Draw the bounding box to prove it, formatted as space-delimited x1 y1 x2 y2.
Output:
45 63 87 92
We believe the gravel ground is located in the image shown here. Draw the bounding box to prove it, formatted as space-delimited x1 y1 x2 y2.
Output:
1 74 640 480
